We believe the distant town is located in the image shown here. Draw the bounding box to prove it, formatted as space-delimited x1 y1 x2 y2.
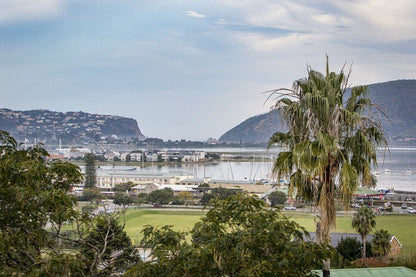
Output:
0 108 143 144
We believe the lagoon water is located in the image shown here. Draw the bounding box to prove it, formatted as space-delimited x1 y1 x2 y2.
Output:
135 147 416 192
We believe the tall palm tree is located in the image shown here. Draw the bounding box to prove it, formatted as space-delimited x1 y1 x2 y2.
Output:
268 58 387 274
352 206 376 258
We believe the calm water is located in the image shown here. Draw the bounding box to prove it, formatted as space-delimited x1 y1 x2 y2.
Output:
134 148 416 192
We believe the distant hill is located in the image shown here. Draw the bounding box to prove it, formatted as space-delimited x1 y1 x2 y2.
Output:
219 80 416 145
0 109 145 144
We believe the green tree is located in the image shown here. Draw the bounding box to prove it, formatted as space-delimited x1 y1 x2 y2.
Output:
268 59 387 274
148 188 174 205
83 187 103 204
336 237 362 262
0 130 82 274
200 187 237 206
79 215 140 276
126 194 332 276
136 193 149 205
114 181 135 193
372 229 391 257
113 192 134 209
268 190 287 207
352 206 376 259
84 152 97 188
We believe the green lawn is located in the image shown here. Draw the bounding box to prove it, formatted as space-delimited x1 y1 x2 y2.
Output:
276 212 416 254
124 209 416 253
123 209 206 245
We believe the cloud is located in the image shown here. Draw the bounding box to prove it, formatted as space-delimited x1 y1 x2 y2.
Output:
185 10 206 18
332 0 416 41
0 0 63 24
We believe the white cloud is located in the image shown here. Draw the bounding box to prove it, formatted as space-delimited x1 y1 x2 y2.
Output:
0 0 63 24
332 0 416 41
185 10 206 18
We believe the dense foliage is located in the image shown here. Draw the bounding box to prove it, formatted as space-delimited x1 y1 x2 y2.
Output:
148 188 174 205
200 187 237 205
336 237 363 262
0 130 82 274
0 131 140 276
126 194 332 277
268 190 287 206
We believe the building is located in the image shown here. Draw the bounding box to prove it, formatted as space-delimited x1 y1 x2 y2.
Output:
76 166 194 191
131 183 200 197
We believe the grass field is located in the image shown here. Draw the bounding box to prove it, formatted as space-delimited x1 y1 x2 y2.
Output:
286 213 416 254
124 209 416 253
123 209 206 245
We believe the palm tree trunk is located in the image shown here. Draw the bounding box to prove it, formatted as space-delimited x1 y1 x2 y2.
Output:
318 167 335 277
362 236 367 259
317 204 331 276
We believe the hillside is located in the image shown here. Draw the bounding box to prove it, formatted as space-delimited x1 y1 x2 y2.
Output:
0 109 145 144
219 80 416 145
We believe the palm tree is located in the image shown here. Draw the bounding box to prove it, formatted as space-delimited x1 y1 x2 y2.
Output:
268 58 387 274
372 229 391 257
352 206 376 258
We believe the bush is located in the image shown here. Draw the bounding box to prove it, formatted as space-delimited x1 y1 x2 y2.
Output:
171 199 185 205
336 237 362 262
352 257 388 268
388 253 416 270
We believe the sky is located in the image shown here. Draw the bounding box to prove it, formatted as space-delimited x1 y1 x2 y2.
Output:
1 0 415 140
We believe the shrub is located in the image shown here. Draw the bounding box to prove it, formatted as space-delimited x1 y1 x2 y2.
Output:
336 237 362 262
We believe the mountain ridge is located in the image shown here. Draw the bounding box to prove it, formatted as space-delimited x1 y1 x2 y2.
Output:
219 79 416 145
0 108 145 144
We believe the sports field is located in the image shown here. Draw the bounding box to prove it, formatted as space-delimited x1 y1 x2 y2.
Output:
124 209 416 253
123 209 206 245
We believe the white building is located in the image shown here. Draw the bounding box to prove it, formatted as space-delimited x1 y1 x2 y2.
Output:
78 166 194 191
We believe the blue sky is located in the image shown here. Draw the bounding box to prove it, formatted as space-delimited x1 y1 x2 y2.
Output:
1 0 415 140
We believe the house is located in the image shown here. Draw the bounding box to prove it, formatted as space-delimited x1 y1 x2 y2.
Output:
389 235 402 257
156 184 200 197
145 151 159 162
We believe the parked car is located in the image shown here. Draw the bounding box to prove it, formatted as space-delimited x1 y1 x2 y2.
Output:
352 203 360 209
408 207 416 214
284 206 296 211
402 203 408 209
